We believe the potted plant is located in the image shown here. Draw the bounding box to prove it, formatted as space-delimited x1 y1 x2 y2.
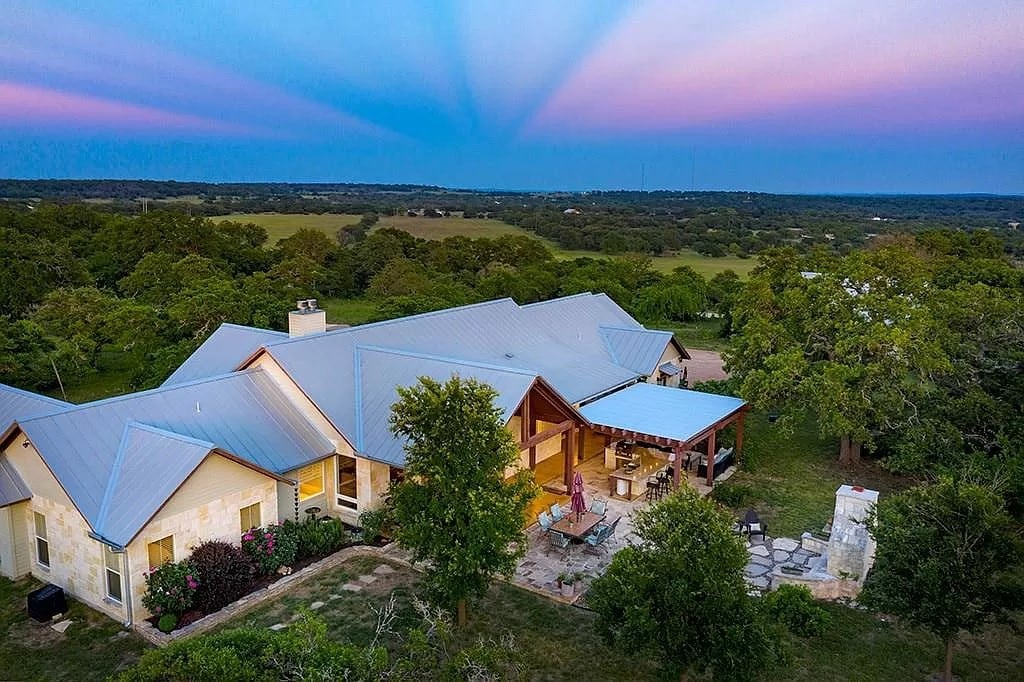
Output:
572 572 585 595
559 573 575 598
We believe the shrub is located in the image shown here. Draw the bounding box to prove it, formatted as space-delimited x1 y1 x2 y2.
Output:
712 483 754 509
291 518 350 560
142 561 198 617
763 584 832 637
241 523 298 575
358 507 393 544
157 614 178 633
189 540 257 614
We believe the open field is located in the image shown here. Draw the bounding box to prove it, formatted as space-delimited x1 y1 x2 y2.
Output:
219 212 531 244
219 212 758 278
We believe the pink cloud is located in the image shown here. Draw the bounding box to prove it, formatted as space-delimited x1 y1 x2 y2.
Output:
0 81 261 136
525 0 1024 137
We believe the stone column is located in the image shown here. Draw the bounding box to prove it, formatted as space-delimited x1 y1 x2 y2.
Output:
825 485 879 582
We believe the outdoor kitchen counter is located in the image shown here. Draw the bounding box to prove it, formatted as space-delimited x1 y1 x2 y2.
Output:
608 453 668 500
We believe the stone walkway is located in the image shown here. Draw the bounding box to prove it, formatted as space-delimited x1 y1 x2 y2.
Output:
744 535 821 591
267 562 397 631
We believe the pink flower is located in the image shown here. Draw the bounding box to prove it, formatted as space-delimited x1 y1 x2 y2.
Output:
264 532 272 540
243 532 254 541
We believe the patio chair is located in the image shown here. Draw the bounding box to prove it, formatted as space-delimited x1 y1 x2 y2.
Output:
589 499 607 518
550 504 565 522
644 476 662 502
538 510 553 533
743 508 767 541
585 520 606 552
547 530 571 559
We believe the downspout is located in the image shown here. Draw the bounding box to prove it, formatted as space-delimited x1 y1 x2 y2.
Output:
121 550 133 628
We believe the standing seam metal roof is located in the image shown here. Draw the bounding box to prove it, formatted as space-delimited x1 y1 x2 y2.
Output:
0 383 70 431
579 383 746 445
0 457 30 507
17 368 334 540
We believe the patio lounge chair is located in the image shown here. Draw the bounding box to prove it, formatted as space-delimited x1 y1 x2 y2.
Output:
547 530 571 559
538 511 553 533
589 499 607 517
550 504 565 522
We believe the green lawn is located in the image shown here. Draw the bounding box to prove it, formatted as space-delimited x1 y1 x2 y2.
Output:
320 297 382 326
714 414 911 538
217 555 1024 681
0 576 150 681
218 212 756 278
655 318 731 353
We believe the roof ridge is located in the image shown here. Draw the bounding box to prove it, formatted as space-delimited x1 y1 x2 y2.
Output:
519 292 593 308
356 344 539 377
0 383 72 408
263 298 518 349
16 368 264 424
94 423 133 532
218 322 288 336
599 324 668 335
125 420 217 450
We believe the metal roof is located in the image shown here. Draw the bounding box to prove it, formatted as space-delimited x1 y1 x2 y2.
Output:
162 324 288 387
264 294 660 412
0 383 70 431
354 346 537 466
600 326 674 375
579 383 746 445
0 457 30 508
94 423 215 547
18 369 333 538
658 362 681 376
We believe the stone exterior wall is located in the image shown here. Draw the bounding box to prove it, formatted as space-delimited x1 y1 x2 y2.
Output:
126 472 278 623
647 343 683 388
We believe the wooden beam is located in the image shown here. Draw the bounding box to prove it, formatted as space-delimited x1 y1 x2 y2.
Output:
705 429 716 487
518 419 573 451
521 392 534 467
577 425 585 463
672 445 685 490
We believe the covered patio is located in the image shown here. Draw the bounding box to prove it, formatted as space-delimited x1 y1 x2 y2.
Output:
579 383 748 493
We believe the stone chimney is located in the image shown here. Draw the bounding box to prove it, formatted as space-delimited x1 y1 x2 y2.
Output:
288 299 326 338
826 484 879 582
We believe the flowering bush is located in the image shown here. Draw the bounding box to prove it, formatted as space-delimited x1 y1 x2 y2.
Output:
241 522 298 575
189 540 257 614
142 560 198 618
290 517 350 560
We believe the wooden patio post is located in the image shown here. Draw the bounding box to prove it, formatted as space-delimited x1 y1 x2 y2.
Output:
735 411 745 462
564 426 577 487
705 429 717 487
577 426 585 463
522 394 536 468
672 446 683 489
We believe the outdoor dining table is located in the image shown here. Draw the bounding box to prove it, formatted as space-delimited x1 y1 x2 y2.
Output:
550 511 603 541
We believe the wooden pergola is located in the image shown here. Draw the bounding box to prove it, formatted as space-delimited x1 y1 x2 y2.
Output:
588 404 748 488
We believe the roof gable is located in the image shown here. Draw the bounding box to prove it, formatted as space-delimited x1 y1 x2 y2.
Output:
18 369 333 533
163 324 288 387
0 457 30 508
94 423 214 547
599 326 674 375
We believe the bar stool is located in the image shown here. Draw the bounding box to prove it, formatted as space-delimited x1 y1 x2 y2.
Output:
645 476 662 502
657 470 671 495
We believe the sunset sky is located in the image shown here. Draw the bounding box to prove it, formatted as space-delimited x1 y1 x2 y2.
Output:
2 0 1022 192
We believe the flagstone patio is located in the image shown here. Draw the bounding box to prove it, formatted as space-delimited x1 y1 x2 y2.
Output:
512 456 726 601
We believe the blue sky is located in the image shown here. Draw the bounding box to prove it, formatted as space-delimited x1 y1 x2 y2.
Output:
1 1 1022 193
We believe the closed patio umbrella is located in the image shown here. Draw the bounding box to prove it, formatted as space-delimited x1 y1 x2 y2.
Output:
570 471 587 522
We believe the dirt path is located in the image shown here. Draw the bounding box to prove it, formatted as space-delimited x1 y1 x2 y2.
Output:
684 349 727 384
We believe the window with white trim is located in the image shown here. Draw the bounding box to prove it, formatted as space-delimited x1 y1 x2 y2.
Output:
104 545 123 602
297 462 324 501
337 455 358 509
34 512 49 568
